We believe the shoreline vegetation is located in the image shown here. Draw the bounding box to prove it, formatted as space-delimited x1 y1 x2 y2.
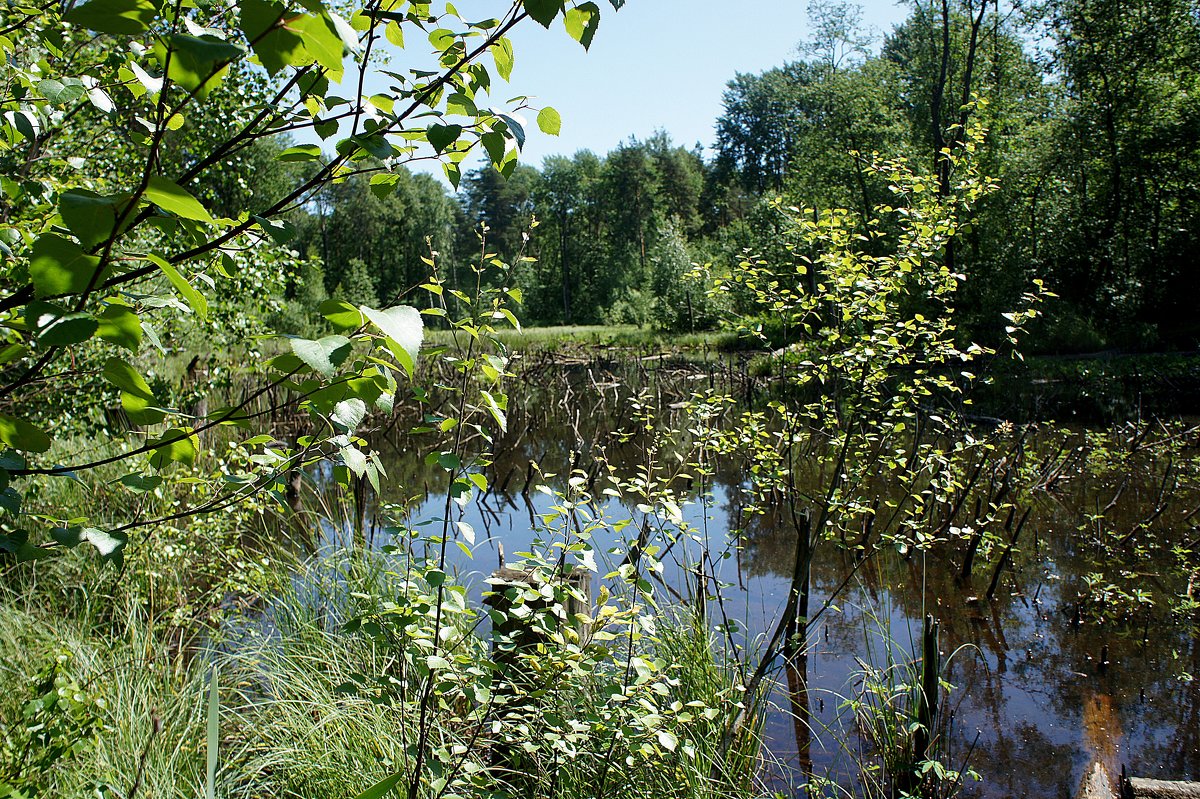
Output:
3 0 1199 796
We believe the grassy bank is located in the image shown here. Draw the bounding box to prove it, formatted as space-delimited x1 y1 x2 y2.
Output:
428 324 741 353
1 453 764 799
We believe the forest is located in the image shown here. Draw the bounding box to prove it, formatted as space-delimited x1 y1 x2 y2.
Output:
293 0 1200 351
1 1 1199 799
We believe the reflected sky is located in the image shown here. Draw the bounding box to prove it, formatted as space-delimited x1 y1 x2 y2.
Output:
301 358 1200 798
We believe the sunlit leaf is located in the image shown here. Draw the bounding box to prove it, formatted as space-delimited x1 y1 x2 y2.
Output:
147 254 208 320
361 305 423 366
332 398 367 430
0 413 52 453
240 0 308 76
290 335 352 377
149 428 199 470
145 176 214 223
29 234 104 298
492 36 514 80
65 0 156 34
155 34 243 94
564 3 600 49
537 106 561 135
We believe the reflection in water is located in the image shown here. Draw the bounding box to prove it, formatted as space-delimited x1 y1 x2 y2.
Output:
289 358 1200 798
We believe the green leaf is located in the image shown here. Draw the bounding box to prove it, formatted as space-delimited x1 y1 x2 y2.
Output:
240 0 308 76
65 0 157 34
97 304 142 351
60 190 118 249
385 21 404 47
351 772 404 799
0 488 22 517
27 302 98 346
523 0 561 28
442 161 461 190
149 428 199 470
537 106 561 136
145 176 214 223
104 357 165 425
290 335 352 377
252 215 296 245
0 344 27 367
327 11 359 52
319 299 366 331
563 2 600 49
361 305 423 366
128 61 163 94
428 27 456 52
445 92 477 116
155 34 243 94
86 527 127 561
341 445 367 477
0 526 41 558
426 123 462 154
103 358 154 396
28 234 104 298
39 78 85 104
12 110 37 142
497 113 525 149
206 667 219 799
480 131 507 167
53 526 128 562
118 473 163 493
0 413 52 453
480 390 507 432
314 118 338 139
147 253 209 320
332 398 367 430
295 13 345 80
369 172 400 199
492 37 514 81
278 144 323 162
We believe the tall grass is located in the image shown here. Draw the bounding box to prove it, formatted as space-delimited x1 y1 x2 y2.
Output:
2 542 765 799
0 598 214 798
427 324 741 353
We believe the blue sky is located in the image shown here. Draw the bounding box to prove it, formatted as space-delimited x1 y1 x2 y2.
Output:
341 1 913 181
489 0 910 167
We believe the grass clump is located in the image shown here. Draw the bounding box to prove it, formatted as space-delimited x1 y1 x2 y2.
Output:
1 540 764 799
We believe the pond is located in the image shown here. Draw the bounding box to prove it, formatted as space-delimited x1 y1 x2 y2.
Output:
309 353 1200 798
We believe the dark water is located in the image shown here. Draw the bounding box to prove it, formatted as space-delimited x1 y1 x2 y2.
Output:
319 356 1200 798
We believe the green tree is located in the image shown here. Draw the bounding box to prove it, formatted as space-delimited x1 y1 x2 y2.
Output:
303 166 462 306
460 162 541 268
335 258 380 309
1037 0 1200 342
714 63 819 194
526 151 604 324
0 0 620 563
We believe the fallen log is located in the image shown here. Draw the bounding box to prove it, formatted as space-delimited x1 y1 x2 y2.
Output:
1123 778 1200 799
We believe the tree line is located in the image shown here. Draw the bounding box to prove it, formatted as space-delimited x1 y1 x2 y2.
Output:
280 0 1199 352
